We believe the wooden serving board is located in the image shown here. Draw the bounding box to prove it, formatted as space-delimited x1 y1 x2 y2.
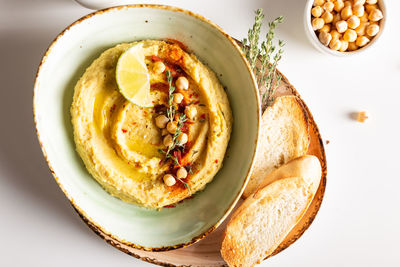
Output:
75 42 327 267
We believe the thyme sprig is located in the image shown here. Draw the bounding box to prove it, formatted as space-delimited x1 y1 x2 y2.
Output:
158 113 188 162
176 176 192 194
242 9 285 107
166 70 176 121
167 113 187 155
160 72 192 193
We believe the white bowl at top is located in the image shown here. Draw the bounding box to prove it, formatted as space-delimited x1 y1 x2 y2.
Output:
304 0 386 56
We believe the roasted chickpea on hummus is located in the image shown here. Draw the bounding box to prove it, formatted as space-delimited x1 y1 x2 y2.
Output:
71 40 233 209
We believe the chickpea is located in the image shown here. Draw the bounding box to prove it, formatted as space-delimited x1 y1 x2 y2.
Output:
368 9 383 21
341 6 353 20
347 15 361 29
313 0 325 6
356 36 370 47
176 76 189 90
344 1 352 7
319 31 332 46
353 0 366 5
322 11 333 23
323 2 334 12
366 0 377 4
312 6 324 17
177 133 188 145
166 121 177 134
163 134 173 147
163 174 176 186
329 38 342 50
355 6 365 17
161 128 169 136
339 39 349 52
365 4 378 14
344 29 357 42
320 24 331 33
355 22 369 36
348 42 358 51
173 93 184 104
366 24 380 36
332 13 342 25
153 61 165 74
155 115 169 129
185 105 197 120
312 18 325 30
336 20 348 33
176 167 188 179
330 30 342 40
359 12 369 22
334 0 345 12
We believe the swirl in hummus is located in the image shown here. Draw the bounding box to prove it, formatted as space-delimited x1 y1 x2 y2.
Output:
71 40 233 209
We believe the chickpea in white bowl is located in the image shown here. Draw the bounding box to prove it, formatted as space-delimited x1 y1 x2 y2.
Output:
305 0 386 56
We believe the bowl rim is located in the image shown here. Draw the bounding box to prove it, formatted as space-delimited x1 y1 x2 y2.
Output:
304 0 386 57
32 4 261 251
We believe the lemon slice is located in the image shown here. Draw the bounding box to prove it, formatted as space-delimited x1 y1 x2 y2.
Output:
116 43 152 107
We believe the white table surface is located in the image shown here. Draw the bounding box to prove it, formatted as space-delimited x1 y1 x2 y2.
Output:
1 0 399 266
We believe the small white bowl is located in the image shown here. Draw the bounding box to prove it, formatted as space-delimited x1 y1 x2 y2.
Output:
304 0 386 56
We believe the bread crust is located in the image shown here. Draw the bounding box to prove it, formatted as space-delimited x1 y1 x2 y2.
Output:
221 156 321 267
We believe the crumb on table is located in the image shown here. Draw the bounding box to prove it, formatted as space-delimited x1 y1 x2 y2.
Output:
356 111 368 123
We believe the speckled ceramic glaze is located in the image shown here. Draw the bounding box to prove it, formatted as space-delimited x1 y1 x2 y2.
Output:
33 5 260 250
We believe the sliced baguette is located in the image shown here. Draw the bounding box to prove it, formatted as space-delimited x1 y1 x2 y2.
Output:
221 156 321 267
243 96 310 198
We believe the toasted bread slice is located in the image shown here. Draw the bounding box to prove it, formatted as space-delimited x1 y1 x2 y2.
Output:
221 156 321 267
243 96 310 198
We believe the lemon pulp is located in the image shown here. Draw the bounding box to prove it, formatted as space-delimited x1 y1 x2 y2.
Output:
116 43 152 107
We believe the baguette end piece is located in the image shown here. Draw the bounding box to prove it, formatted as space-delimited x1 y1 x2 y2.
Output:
221 156 321 267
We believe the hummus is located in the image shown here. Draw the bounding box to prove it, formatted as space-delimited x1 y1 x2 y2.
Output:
71 40 232 209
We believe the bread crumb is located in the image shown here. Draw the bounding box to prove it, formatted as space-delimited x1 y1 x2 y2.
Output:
356 111 368 123
325 140 330 144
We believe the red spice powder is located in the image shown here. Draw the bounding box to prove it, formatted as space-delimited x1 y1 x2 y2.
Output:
184 141 192 153
173 150 182 165
181 123 189 133
165 38 189 52
189 92 199 99
122 129 127 133
165 63 180 77
151 83 169 93
151 55 163 62
185 141 192 149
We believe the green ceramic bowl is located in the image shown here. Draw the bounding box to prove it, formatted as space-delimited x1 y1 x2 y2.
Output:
33 5 260 251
